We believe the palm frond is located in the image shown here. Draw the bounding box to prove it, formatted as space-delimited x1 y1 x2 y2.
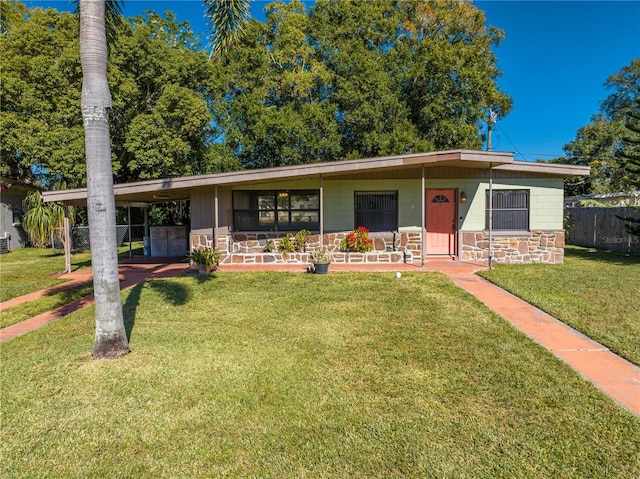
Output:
204 0 251 59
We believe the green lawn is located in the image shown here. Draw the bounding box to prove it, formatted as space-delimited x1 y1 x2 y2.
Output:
0 244 143 303
2 272 638 478
479 245 640 366
0 282 95 329
0 248 92 302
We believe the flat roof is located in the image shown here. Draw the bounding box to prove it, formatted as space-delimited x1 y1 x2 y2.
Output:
42 149 589 206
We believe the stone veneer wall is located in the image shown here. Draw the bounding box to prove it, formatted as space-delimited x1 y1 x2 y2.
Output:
190 231 422 264
461 230 564 264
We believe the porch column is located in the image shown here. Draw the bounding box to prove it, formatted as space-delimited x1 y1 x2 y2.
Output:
143 206 150 256
127 206 132 258
319 175 324 248
214 186 219 248
63 206 71 274
488 163 493 269
421 165 425 268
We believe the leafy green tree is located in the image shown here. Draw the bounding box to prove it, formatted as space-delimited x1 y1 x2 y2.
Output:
563 115 625 194
21 190 73 248
562 59 639 195
108 11 218 182
212 1 343 168
1 4 220 187
393 0 511 150
617 99 640 235
0 0 27 33
0 6 85 185
212 0 510 169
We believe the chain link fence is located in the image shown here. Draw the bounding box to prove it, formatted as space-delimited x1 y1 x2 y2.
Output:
53 225 146 251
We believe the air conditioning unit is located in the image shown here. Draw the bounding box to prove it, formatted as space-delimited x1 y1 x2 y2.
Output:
0 237 9 254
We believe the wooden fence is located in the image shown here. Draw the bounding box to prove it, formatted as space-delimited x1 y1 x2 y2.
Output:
565 207 640 254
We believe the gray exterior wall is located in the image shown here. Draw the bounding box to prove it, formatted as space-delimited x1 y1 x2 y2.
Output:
0 189 28 251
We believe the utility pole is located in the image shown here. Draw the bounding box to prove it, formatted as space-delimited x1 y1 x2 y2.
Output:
487 108 497 151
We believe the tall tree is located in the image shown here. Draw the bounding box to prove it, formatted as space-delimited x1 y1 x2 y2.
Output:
78 0 249 359
1 5 219 188
0 5 85 186
80 0 129 358
211 0 510 169
562 58 639 195
617 98 640 235
0 0 27 33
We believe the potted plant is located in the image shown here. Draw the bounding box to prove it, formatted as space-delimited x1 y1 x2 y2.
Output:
310 248 331 274
188 247 221 274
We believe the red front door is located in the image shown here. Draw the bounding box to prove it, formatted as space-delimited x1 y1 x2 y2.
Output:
426 189 456 255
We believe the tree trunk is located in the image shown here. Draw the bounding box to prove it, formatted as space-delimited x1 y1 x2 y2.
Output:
80 0 129 359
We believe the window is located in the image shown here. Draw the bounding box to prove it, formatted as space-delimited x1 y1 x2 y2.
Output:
233 190 319 231
485 190 529 231
354 191 398 231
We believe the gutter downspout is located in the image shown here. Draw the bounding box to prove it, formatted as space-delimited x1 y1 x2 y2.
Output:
421 165 425 268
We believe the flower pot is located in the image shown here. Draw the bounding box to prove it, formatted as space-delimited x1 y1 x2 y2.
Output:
198 264 215 275
313 262 330 274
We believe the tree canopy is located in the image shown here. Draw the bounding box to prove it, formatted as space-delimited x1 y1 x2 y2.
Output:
211 0 511 169
2 0 512 185
561 58 640 195
1 4 218 187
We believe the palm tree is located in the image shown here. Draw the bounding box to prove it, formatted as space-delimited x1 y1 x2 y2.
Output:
80 0 128 358
79 0 249 358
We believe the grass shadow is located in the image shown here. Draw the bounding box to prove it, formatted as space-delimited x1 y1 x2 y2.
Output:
566 245 640 266
45 282 94 305
123 278 192 340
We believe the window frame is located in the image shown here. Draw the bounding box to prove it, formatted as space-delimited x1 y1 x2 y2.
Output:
353 191 399 232
232 190 320 231
485 189 530 232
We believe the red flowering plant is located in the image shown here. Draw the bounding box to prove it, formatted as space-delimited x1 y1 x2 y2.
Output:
340 226 374 253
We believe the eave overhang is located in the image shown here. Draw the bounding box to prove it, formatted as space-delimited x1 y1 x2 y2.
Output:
41 150 589 206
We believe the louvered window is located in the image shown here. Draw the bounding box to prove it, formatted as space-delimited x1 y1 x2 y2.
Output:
354 192 398 231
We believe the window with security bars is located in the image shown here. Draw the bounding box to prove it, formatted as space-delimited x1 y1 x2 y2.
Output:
233 190 319 231
354 191 398 231
485 190 529 231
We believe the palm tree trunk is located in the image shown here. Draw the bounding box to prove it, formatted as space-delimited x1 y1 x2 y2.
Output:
80 0 129 358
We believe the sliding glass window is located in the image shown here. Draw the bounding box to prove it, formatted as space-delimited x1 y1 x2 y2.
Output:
233 190 319 231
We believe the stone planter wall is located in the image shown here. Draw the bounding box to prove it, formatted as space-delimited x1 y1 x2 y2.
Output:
461 230 565 264
189 231 421 264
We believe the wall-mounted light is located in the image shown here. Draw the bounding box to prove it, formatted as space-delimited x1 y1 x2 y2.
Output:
459 191 468 203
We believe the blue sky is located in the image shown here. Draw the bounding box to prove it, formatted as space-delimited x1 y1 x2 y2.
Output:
24 1 640 161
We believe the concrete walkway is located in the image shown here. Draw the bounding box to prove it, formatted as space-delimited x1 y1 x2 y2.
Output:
444 269 640 416
1 257 638 416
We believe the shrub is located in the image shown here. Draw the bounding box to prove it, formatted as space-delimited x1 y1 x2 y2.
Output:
341 226 373 253
278 233 296 255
